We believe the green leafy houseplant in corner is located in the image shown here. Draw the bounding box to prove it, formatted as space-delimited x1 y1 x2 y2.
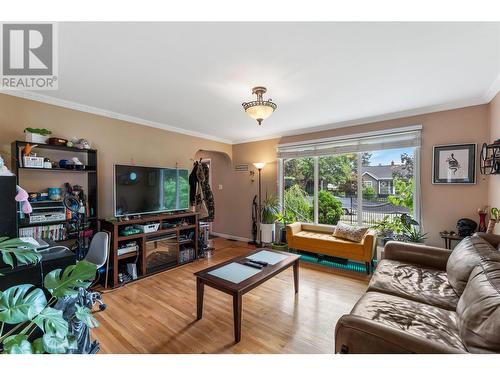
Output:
260 194 280 244
0 237 98 354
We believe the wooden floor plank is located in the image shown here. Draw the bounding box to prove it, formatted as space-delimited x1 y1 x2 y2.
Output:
92 238 369 354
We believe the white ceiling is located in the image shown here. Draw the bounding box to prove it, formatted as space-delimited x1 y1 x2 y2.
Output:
10 22 500 144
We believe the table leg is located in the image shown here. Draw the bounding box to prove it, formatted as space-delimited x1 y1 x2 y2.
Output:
196 277 204 320
233 292 242 343
293 259 299 294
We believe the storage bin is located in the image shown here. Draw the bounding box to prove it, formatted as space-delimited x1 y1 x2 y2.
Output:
23 156 44 168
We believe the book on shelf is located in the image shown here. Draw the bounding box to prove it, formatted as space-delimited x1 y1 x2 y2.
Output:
18 223 67 241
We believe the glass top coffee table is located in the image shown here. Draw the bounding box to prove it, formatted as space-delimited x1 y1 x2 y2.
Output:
194 249 300 343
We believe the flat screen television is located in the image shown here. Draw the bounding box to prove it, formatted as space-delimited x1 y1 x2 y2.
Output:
114 164 190 217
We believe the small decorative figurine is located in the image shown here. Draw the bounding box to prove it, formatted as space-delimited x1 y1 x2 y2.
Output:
72 157 83 165
74 138 91 150
23 143 35 156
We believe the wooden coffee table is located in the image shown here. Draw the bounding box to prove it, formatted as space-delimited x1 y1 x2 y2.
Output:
194 248 300 342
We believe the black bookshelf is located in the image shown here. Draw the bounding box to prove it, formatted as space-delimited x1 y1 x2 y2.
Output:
11 140 99 245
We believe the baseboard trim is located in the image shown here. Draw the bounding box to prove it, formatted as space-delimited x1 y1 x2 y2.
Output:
211 232 251 243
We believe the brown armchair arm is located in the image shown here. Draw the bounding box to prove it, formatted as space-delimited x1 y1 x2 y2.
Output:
334 315 464 354
383 241 452 270
361 231 376 260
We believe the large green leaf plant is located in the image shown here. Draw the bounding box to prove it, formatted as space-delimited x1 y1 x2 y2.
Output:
0 237 98 354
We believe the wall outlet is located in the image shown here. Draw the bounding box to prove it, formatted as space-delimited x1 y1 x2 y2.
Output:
218 184 223 190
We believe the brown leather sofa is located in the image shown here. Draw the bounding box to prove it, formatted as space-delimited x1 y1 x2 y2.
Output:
286 222 376 273
335 233 500 353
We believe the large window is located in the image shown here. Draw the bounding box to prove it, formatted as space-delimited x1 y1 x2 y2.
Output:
283 157 314 223
318 153 358 225
278 128 421 227
359 148 414 226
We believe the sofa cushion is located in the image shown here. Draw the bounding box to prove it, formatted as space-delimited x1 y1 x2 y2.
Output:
293 230 366 257
456 258 500 353
333 222 368 243
368 259 459 310
446 236 499 295
351 292 466 352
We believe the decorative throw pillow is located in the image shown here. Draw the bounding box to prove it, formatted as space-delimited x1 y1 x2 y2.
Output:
333 222 368 242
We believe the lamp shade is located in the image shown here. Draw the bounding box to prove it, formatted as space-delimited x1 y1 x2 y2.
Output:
242 86 277 125
245 104 274 122
253 162 266 170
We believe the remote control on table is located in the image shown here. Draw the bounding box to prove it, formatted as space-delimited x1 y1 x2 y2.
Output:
243 261 263 269
249 259 268 267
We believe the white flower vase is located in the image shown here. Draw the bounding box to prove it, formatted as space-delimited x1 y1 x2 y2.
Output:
260 223 275 244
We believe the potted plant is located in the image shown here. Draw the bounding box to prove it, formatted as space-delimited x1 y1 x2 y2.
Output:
271 242 288 251
275 209 295 244
371 215 401 246
24 127 52 144
0 237 99 354
398 214 428 243
260 194 279 244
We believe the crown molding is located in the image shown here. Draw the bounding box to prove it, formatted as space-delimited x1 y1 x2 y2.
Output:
483 73 500 102
2 87 496 147
231 96 488 144
0 91 234 145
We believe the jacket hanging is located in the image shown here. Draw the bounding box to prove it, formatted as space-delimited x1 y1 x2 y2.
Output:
189 161 198 205
200 162 214 222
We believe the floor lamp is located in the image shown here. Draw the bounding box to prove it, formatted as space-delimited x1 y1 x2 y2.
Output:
253 162 266 247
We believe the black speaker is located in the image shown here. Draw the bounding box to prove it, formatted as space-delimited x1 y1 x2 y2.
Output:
0 175 18 238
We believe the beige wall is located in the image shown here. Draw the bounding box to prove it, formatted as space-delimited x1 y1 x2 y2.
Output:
0 94 232 219
488 92 500 234
193 150 233 235
227 139 281 241
231 105 491 247
1 92 496 247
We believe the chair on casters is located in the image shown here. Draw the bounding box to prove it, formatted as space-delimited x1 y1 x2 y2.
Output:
83 231 109 311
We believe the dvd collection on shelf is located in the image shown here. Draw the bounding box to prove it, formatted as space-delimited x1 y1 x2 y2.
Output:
18 223 67 241
179 247 195 264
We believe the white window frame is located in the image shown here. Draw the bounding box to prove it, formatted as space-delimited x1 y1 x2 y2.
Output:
278 128 421 226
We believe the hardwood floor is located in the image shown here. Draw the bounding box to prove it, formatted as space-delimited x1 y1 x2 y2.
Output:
92 238 369 354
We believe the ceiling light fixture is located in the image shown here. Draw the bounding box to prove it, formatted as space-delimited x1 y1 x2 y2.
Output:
242 86 277 125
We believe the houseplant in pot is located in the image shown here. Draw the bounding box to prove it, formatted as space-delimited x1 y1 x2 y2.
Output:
275 209 295 244
398 214 428 243
371 215 403 246
0 237 99 354
24 128 52 144
260 194 279 244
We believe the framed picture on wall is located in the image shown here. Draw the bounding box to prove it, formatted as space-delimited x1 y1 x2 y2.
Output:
432 143 476 184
